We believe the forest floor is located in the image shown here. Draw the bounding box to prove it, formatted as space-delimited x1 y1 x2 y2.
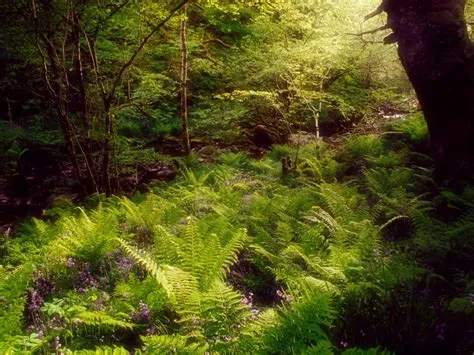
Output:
0 110 410 232
2 107 474 354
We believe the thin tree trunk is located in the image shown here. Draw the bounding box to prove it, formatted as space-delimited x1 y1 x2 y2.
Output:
180 4 191 154
6 97 12 127
101 101 113 195
72 11 99 193
29 0 86 193
26 0 190 195
315 80 323 141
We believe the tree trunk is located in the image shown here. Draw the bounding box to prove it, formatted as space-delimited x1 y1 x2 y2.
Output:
180 5 191 154
101 102 113 196
385 0 474 183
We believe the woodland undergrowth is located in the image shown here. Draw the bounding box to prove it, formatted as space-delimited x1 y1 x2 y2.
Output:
1 114 473 354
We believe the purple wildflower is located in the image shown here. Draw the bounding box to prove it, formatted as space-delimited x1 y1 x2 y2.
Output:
33 271 55 296
131 301 151 323
436 323 446 341
26 290 44 313
275 289 293 303
146 326 158 335
54 336 62 352
117 255 134 274
92 292 110 311
74 265 99 293
240 292 254 306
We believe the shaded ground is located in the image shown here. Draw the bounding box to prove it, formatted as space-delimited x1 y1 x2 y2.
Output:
0 109 410 230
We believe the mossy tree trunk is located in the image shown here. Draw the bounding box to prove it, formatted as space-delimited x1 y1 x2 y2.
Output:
385 0 474 183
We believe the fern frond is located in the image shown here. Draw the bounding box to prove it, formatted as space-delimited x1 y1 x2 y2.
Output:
52 204 118 265
72 346 134 355
210 228 247 281
150 227 179 265
177 217 204 277
117 238 172 297
142 334 208 354
73 311 134 330
163 266 200 313
379 215 410 231
0 266 32 339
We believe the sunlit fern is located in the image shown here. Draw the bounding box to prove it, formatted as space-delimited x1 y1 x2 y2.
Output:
52 205 119 267
118 217 250 347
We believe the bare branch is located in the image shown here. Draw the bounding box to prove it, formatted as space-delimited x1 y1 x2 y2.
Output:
29 0 57 100
205 38 235 49
347 24 389 37
364 1 386 21
195 50 220 66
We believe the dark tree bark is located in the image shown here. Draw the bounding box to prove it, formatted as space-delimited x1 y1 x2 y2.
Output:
384 0 474 183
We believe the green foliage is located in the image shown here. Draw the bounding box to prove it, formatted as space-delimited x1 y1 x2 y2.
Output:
218 152 249 169
142 334 208 354
237 293 335 353
52 205 119 267
2 133 474 353
393 112 429 144
0 1 472 353
340 135 385 166
269 144 295 161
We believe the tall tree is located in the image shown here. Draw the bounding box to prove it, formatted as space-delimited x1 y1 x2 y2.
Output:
373 0 474 183
180 4 191 154
7 0 190 194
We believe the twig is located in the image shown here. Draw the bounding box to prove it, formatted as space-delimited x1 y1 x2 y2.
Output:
347 24 389 37
205 38 235 49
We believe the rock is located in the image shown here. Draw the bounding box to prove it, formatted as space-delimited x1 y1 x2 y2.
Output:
251 125 278 148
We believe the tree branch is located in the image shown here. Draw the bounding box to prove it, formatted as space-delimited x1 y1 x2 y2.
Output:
108 0 191 103
205 38 235 49
92 0 132 39
347 24 389 37
364 1 386 21
383 32 397 44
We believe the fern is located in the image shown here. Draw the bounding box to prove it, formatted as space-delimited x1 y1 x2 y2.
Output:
116 238 172 297
142 334 208 353
238 293 335 353
118 217 250 348
72 346 132 355
0 266 32 339
447 297 474 314
74 311 134 331
52 205 119 266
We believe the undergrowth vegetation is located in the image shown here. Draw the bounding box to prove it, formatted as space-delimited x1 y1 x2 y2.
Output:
1 116 473 354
